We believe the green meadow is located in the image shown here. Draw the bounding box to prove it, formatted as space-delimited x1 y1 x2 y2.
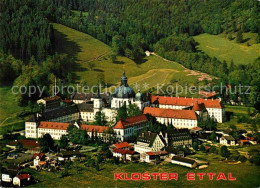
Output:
0 87 29 134
194 33 260 65
217 105 255 131
52 23 208 91
25 150 260 188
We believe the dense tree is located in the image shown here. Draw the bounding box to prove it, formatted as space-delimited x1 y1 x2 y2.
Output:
127 104 142 117
236 30 243 43
198 118 217 131
0 53 23 85
192 142 199 151
209 131 217 142
116 104 128 121
39 133 54 152
200 144 206 152
0 0 53 61
145 115 167 133
220 145 230 158
94 111 107 126
60 135 69 149
67 124 89 145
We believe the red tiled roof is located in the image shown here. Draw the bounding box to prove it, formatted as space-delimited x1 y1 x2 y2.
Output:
32 153 45 159
8 139 39 148
199 91 217 98
113 142 131 149
63 99 72 103
144 107 197 120
246 137 256 141
151 96 223 109
191 127 202 131
42 95 61 101
38 161 47 165
17 173 31 180
113 114 148 129
238 140 249 143
113 148 135 155
146 151 168 156
192 101 205 111
204 145 211 150
38 121 70 130
80 125 109 133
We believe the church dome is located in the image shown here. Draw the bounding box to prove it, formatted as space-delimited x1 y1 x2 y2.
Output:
113 72 135 98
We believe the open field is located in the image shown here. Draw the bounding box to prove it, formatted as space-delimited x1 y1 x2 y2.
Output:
0 87 29 134
217 105 255 130
194 33 260 65
24 151 260 188
53 23 211 92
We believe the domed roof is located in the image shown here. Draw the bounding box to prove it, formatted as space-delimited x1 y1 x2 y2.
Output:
113 72 135 98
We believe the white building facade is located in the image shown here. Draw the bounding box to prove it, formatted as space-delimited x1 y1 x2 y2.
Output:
144 107 198 129
134 132 166 154
151 96 225 123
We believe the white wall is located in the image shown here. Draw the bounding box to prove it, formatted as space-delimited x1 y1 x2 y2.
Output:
25 121 38 138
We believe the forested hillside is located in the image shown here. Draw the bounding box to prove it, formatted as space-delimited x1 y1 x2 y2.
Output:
0 0 260 110
53 0 259 56
0 0 55 61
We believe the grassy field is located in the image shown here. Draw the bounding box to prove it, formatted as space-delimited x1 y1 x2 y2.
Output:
24 151 260 188
217 105 255 130
0 87 29 134
194 33 260 65
52 23 209 92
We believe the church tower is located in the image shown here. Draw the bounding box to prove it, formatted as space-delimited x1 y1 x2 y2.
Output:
93 88 103 114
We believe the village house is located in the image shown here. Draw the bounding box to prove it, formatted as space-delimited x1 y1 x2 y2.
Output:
171 156 197 168
151 96 225 123
112 148 138 161
159 128 192 147
77 101 95 122
1 166 21 185
58 150 84 161
80 124 110 141
6 139 40 153
71 92 110 105
140 151 168 163
220 135 236 146
113 114 149 141
144 107 198 129
190 127 203 134
110 142 132 151
37 96 61 111
13 173 32 187
134 131 166 154
33 153 46 166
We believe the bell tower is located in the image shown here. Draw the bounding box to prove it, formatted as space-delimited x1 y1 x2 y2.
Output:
93 88 102 114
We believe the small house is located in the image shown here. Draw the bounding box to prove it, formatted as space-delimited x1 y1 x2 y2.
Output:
140 151 168 163
13 173 32 187
1 166 21 184
134 131 166 154
220 135 235 146
171 156 197 168
110 142 132 151
32 153 46 166
112 148 138 161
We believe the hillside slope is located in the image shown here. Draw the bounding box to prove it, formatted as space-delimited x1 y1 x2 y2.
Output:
53 23 212 92
194 33 260 65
